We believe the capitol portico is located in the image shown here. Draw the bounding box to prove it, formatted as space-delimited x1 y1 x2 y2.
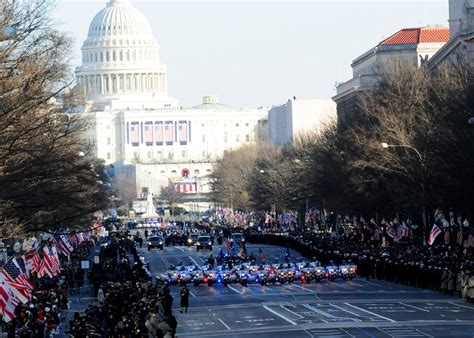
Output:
75 0 268 209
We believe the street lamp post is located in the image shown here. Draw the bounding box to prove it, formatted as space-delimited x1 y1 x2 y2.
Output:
380 142 427 244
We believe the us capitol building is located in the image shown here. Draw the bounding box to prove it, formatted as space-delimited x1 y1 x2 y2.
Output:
75 0 268 210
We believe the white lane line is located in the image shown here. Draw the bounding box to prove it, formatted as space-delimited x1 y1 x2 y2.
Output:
263 305 298 326
329 303 360 317
280 305 304 319
303 303 334 321
399 302 429 312
289 283 316 293
448 302 474 310
188 255 201 266
344 302 396 323
217 318 231 330
363 280 384 287
227 285 244 295
188 290 196 298
175 246 184 252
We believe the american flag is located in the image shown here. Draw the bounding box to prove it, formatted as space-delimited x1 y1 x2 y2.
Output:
444 230 450 245
223 240 232 254
0 273 19 322
42 246 61 278
154 121 163 145
469 231 474 248
144 121 153 145
401 222 410 238
237 248 246 260
428 224 442 246
130 122 140 145
457 229 463 245
74 233 84 244
178 121 187 145
51 235 73 257
1 258 32 304
164 121 173 145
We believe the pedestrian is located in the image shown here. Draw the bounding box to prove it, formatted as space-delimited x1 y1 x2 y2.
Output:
440 268 448 294
180 285 189 313
208 254 215 268
447 267 456 296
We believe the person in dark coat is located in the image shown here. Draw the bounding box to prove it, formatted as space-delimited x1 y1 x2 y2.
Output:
179 286 189 313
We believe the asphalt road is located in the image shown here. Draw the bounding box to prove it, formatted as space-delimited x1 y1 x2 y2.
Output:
138 242 474 338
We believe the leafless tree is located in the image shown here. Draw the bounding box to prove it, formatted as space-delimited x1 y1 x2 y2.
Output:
0 0 110 238
159 181 183 216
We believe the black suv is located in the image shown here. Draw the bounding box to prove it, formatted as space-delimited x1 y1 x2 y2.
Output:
147 236 164 250
187 234 199 247
196 236 212 251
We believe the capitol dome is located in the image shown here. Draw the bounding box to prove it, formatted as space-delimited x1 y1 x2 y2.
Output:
75 0 177 110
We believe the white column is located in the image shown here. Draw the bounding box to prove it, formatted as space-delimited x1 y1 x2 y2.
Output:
100 74 104 94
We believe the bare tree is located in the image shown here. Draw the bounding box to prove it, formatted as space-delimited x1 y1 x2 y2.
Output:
159 181 183 216
112 172 137 210
0 0 110 238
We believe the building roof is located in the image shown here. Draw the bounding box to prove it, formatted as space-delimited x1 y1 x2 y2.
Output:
379 27 450 46
191 102 231 110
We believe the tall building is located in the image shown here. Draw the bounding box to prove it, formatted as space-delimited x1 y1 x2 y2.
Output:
333 26 450 125
268 99 336 145
75 0 268 209
428 0 474 66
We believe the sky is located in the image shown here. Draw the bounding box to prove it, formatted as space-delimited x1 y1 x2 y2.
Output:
53 0 448 108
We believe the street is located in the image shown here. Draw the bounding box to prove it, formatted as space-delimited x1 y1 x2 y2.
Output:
138 243 474 337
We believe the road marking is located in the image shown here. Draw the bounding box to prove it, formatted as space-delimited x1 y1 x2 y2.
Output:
188 290 196 298
280 305 304 319
188 255 201 266
448 302 474 310
344 302 396 322
217 318 231 330
289 283 316 293
399 302 429 312
227 285 244 295
329 303 361 317
175 246 184 252
363 280 383 287
303 303 334 321
262 305 298 326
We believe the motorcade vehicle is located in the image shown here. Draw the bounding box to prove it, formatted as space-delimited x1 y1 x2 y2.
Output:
147 236 164 250
230 233 245 244
196 236 213 251
325 262 339 281
187 234 199 247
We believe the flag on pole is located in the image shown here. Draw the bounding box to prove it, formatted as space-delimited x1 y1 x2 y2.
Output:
428 224 442 246
258 248 266 260
0 273 19 322
1 258 32 304
42 247 61 278
401 222 410 238
444 230 450 245
223 240 232 254
457 230 463 245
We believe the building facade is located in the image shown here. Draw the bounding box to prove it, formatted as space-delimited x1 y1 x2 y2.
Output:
268 99 336 145
428 0 474 67
75 0 268 207
333 27 450 124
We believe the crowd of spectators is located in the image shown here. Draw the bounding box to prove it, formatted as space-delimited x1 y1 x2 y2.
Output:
2 241 94 337
244 224 474 302
70 232 177 337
